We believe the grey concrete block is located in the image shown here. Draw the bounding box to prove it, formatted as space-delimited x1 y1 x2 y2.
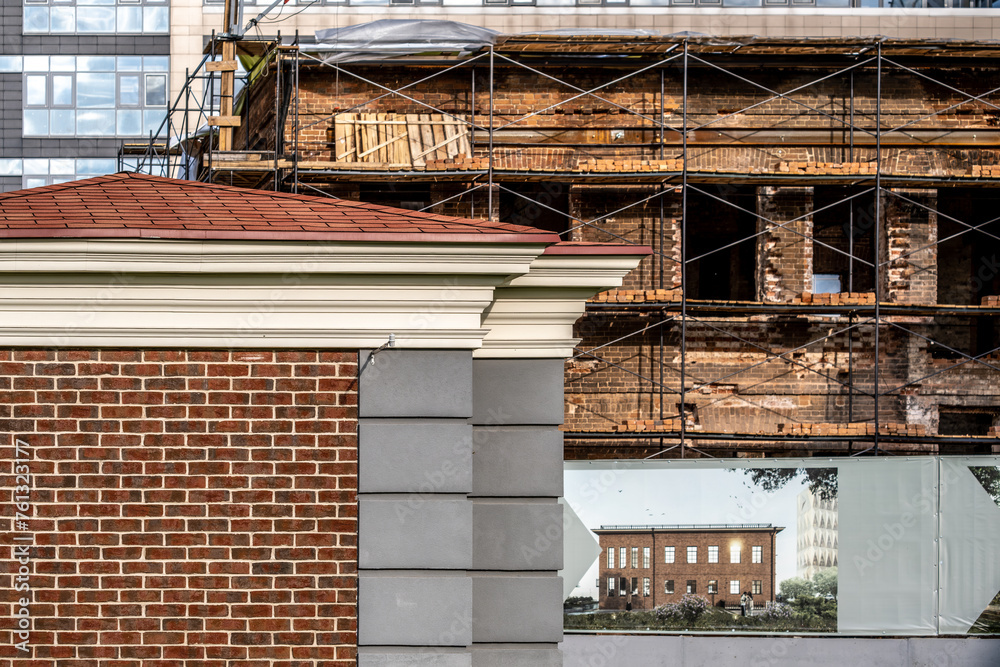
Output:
471 646 562 667
360 349 472 419
472 426 563 497
360 575 473 647
473 501 563 571
360 420 472 494
472 359 564 426
359 648 471 667
360 498 472 570
472 575 563 643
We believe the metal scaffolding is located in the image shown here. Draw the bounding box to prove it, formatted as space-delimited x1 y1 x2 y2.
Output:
128 32 1000 459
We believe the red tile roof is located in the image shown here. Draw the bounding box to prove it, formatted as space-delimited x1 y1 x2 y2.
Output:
0 173 563 244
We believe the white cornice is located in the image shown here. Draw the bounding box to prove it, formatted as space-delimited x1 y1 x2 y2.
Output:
0 239 644 356
477 254 642 358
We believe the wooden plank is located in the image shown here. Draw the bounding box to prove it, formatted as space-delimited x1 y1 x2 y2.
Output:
431 115 445 161
357 132 408 160
218 40 236 151
367 114 378 163
419 114 434 166
406 114 422 167
208 115 241 127
442 118 457 160
206 60 238 72
414 132 466 161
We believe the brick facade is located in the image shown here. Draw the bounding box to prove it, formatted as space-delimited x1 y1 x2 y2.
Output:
596 526 781 612
1 349 358 666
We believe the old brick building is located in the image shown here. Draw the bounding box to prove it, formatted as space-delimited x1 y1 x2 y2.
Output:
595 524 782 611
153 31 1000 462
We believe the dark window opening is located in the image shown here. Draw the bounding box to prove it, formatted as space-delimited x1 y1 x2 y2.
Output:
498 182 570 234
938 407 997 454
812 186 876 293
359 183 431 211
687 186 757 300
928 317 1000 360
937 188 1000 306
686 580 697 594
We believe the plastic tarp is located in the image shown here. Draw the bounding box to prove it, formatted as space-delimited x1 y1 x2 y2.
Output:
312 20 499 64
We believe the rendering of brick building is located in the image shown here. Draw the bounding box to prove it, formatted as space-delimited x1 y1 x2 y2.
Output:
0 173 646 665
595 524 783 611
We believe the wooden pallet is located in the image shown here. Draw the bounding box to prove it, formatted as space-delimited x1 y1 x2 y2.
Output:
333 113 471 168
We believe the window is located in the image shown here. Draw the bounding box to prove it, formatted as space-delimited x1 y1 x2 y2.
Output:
630 577 638 596
22 0 169 35
708 580 718 594
686 580 697 594
752 546 763 564
730 545 741 564
607 547 614 569
643 547 650 569
7 157 161 191
619 577 627 597
631 547 638 569
620 547 626 569
664 546 675 563
752 580 762 595
686 546 697 563
607 577 616 597
708 545 719 563
643 578 650 597
21 56 169 138
665 580 674 594
730 580 740 595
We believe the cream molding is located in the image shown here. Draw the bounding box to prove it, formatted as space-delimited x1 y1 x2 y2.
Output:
0 239 645 356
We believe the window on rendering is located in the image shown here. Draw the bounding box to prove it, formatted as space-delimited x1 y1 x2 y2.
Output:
665 546 675 563
665 580 674 595
607 547 614 569
730 580 740 595
752 546 763 564
643 578 650 597
643 547 650 569
752 580 762 595
730 545 741 564
687 546 697 563
607 577 616 597
708 580 718 595
619 577 627 597
686 580 697 594
620 547 626 569
631 547 638 569
707 545 719 563
630 577 638 596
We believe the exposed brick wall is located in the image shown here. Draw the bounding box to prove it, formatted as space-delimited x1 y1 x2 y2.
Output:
0 349 358 666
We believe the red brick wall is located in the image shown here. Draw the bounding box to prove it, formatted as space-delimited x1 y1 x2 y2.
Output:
0 349 358 666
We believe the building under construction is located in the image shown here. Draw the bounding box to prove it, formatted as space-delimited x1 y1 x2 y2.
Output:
133 26 1000 460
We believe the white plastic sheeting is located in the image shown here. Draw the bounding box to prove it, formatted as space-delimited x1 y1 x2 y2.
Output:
313 20 499 64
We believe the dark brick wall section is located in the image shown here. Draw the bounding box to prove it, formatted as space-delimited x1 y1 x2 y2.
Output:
0 349 358 666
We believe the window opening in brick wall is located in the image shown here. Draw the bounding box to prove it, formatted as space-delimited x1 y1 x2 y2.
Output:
708 580 718 594
665 546 675 563
608 577 616 596
812 186 876 294
359 183 432 211
937 188 1000 306
752 580 762 595
687 185 757 300
665 579 674 594
499 182 570 234
938 406 998 454
686 580 697 594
